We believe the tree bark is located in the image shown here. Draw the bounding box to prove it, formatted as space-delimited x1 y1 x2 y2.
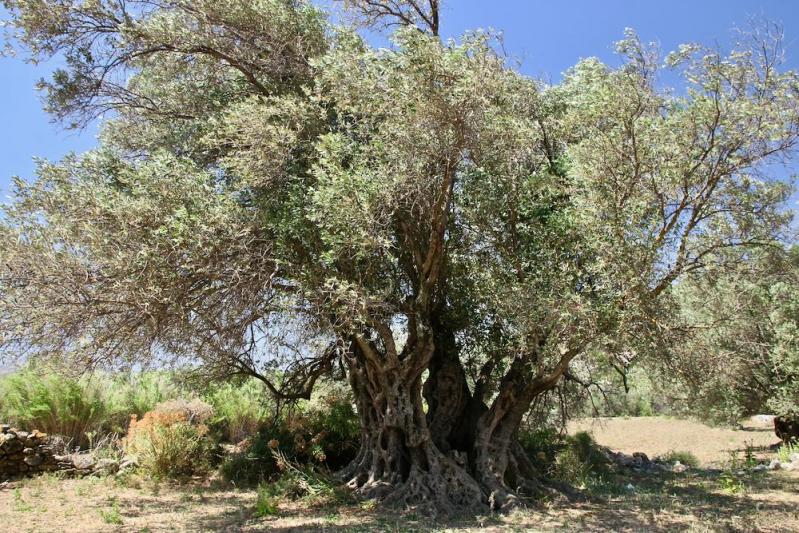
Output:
339 326 577 513
338 338 485 515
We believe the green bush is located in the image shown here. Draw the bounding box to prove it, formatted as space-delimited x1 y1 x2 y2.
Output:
220 385 359 486
203 378 272 443
553 431 609 487
104 372 183 428
300 387 360 469
519 427 560 473
219 424 287 485
0 369 109 447
253 484 279 517
0 368 184 447
662 450 700 468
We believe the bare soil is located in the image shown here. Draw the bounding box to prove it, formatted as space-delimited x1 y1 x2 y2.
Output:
568 415 782 466
1 416 797 532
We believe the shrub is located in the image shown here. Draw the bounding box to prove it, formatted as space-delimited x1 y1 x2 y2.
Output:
253 484 279 517
300 388 360 469
0 368 185 447
553 431 609 487
662 450 700 468
219 386 359 486
124 400 215 479
220 425 285 485
519 427 560 473
151 398 214 424
0 369 109 448
104 372 183 429
203 379 272 443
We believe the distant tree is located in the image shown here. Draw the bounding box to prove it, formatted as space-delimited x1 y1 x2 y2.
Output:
1 1 797 512
662 246 799 424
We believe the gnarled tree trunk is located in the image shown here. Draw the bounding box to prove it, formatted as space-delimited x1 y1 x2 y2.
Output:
338 337 485 515
339 323 579 514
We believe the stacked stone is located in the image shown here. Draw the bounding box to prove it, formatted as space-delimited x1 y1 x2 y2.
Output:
0 424 72 479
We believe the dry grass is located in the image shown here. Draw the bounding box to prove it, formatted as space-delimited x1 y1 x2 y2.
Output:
1 416 797 532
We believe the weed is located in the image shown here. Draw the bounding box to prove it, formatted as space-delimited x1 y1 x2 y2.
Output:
720 450 747 495
100 497 123 525
253 484 279 517
719 471 746 494
777 441 798 463
12 488 32 512
743 440 758 468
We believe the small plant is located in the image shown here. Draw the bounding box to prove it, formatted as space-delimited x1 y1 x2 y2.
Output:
663 450 700 468
100 497 123 525
253 484 279 517
743 440 758 468
12 489 32 513
777 441 798 463
720 450 747 495
719 471 746 494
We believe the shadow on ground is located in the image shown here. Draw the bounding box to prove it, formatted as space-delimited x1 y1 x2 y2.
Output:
171 468 799 532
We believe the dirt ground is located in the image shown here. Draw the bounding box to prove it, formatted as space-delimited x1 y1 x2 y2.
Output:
568 415 782 466
1 416 797 532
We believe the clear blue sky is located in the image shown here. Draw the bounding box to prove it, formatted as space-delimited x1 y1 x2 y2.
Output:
2 0 799 203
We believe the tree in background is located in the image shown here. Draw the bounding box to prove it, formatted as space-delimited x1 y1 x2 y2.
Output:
661 246 799 424
1 0 797 512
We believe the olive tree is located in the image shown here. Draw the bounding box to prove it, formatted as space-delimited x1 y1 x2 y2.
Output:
1 1 797 512
661 246 799 424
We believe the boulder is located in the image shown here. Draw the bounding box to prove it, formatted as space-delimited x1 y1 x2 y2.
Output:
71 454 96 471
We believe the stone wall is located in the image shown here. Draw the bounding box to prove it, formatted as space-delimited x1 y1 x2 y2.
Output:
0 424 72 479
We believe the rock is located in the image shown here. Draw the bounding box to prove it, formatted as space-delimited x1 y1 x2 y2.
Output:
93 458 119 475
752 464 768 472
2 438 24 455
23 454 44 467
790 453 799 464
769 459 782 471
672 461 688 473
71 454 96 470
1 425 9 433
633 452 650 464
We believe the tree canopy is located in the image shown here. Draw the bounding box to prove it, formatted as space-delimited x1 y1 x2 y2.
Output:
1 0 797 513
